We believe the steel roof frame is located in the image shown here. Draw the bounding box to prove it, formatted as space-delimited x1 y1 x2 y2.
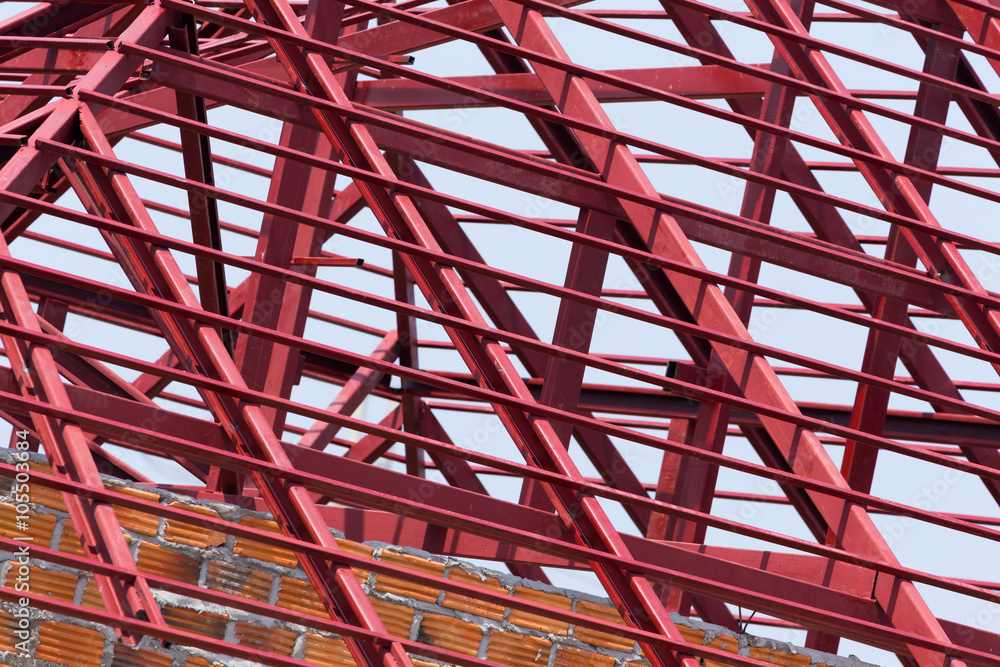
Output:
1 0 1000 665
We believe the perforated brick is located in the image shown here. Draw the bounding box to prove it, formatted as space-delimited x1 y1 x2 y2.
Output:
677 625 704 645
372 596 416 638
375 550 446 603
233 516 297 567
748 646 812 667
507 586 572 635
442 568 506 621
205 559 273 602
164 502 227 548
27 482 67 513
573 600 633 651
0 470 876 667
302 633 355 667
0 504 56 545
417 612 482 656
80 577 105 611
59 520 131 557
8 566 77 603
276 575 325 616
0 610 21 652
136 541 201 585
111 644 175 667
36 621 105 667
552 645 617 667
184 657 218 667
112 505 159 536
486 630 552 666
234 621 297 656
161 604 228 640
336 537 374 583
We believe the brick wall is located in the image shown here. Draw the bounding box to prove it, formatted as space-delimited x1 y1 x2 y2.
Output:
0 453 875 667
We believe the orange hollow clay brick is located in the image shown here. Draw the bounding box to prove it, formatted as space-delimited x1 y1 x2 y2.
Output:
441 569 507 621
0 505 56 546
704 632 742 655
552 645 618 667
0 471 870 667
135 541 202 586
748 646 812 667
35 620 106 667
412 657 456 667
80 577 106 611
335 537 375 584
417 612 484 657
676 625 705 645
507 587 572 635
0 610 21 652
164 502 227 548
161 605 228 640
302 633 356 667
4 566 77 604
59 520 132 557
112 505 159 537
371 597 417 638
184 656 221 667
0 461 52 478
108 486 164 536
24 483 67 513
111 644 176 667
109 485 162 504
233 516 298 568
234 621 298 656
375 550 446 604
276 575 327 617
485 630 552 666
204 559 274 603
573 600 635 652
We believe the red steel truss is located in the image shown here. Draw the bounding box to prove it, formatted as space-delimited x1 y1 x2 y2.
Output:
1 0 1000 665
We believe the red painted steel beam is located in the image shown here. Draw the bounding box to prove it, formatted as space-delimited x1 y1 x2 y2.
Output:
352 65 770 110
167 12 232 352
841 30 960 497
51 98 1000 432
386 153 656 533
651 0 1000 518
92 51 997 325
